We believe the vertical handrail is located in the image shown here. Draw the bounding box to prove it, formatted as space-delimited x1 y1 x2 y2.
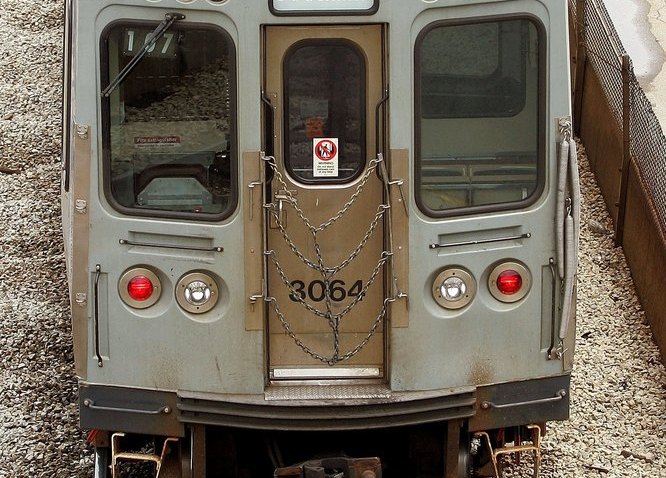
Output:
93 265 104 368
374 90 389 161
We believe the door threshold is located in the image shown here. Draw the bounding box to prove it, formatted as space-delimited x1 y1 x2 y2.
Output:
265 383 391 401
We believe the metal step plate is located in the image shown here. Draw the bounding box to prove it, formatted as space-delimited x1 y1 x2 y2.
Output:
265 384 391 401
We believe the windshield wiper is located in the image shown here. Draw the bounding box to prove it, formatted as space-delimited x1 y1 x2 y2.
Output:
102 12 185 98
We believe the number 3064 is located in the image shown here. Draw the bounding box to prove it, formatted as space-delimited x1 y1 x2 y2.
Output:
289 280 363 302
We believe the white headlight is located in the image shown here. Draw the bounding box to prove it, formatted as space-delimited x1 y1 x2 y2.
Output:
432 267 476 310
176 272 219 313
184 280 212 305
440 276 467 301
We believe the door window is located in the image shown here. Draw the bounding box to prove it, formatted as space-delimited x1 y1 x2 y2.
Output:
284 40 366 183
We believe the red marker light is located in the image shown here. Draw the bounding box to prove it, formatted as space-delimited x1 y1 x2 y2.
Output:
119 267 161 309
127 275 154 302
496 270 522 295
488 261 531 303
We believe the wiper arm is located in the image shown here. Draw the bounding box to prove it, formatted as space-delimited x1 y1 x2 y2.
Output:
102 12 185 98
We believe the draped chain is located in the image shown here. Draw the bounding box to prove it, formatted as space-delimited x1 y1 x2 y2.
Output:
261 154 396 365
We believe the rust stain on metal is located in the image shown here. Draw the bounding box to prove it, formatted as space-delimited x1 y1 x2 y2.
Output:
468 359 494 385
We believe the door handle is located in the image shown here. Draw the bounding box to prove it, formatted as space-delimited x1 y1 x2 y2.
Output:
248 180 262 221
273 193 290 227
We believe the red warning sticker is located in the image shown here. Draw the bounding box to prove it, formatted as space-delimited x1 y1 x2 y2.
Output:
313 138 338 177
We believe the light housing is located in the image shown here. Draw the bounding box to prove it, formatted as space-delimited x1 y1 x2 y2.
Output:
432 267 476 310
488 260 531 303
176 272 219 314
118 267 161 309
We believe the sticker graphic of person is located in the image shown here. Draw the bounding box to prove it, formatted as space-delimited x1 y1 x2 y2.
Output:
316 140 336 160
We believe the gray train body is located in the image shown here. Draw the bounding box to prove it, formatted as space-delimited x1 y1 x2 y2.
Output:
62 0 578 476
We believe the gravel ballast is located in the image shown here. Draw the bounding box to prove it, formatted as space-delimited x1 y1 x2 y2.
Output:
0 1 664 477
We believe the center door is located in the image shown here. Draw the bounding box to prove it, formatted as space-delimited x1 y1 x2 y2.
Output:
264 25 387 381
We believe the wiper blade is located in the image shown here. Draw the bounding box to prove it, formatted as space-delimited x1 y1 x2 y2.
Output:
102 12 185 98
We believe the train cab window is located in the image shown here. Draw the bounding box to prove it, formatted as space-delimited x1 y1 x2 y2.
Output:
415 18 543 215
101 23 236 219
284 41 366 183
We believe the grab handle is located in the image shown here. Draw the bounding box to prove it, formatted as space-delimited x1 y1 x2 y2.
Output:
83 399 171 415
481 389 567 410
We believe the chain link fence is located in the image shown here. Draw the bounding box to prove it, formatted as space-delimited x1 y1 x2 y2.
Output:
572 0 666 358
575 0 666 236
629 77 666 231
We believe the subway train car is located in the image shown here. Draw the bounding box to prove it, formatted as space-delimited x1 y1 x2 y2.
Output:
61 0 579 476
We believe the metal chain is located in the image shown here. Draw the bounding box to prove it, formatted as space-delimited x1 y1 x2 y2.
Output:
268 204 389 275
267 295 394 366
265 249 330 319
337 297 394 363
261 154 394 365
267 249 392 321
311 229 339 359
263 155 383 232
267 296 337 365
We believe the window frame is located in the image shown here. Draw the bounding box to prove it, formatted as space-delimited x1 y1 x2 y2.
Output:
414 14 547 219
63 0 74 192
100 19 238 222
268 0 379 17
282 38 367 185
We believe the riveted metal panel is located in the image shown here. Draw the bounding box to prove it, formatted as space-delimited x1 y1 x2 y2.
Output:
70 124 91 378
389 149 409 327
244 151 265 331
80 384 184 437
469 375 570 432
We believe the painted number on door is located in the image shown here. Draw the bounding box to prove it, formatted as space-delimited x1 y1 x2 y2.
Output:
289 279 363 302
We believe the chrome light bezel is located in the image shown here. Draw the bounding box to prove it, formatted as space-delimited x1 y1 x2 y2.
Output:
176 272 219 314
432 267 476 310
118 267 161 309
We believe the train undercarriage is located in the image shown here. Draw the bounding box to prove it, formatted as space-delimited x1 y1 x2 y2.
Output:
91 422 547 478
85 375 568 478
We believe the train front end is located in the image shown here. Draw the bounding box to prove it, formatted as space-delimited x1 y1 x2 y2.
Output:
62 0 578 476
